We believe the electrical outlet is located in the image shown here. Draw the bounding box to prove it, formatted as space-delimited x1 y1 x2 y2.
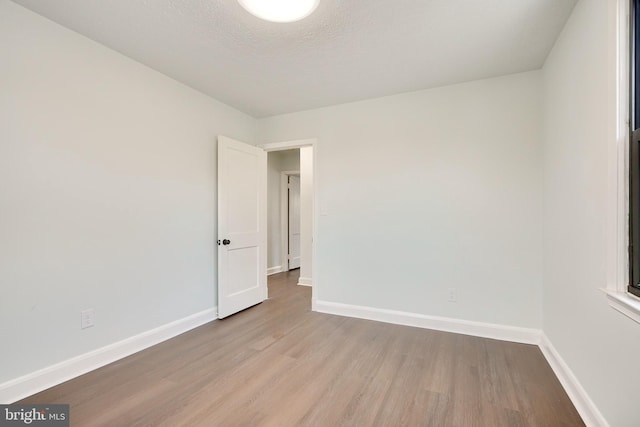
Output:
81 309 95 329
447 288 457 303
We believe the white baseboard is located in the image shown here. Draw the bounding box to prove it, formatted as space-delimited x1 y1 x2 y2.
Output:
267 266 283 276
314 300 608 426
314 300 540 344
297 277 312 287
539 334 609 427
0 307 217 404
1 301 608 427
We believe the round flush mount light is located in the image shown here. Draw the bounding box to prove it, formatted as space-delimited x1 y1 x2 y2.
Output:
238 0 320 23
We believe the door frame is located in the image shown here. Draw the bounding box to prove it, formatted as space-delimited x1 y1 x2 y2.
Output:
280 170 300 273
261 139 318 308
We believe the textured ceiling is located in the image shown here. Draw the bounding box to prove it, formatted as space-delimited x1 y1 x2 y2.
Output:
11 0 577 118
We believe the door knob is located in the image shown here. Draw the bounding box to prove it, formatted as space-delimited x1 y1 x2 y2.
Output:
222 239 231 245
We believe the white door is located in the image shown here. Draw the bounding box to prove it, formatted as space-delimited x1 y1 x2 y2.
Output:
288 175 301 269
217 136 267 319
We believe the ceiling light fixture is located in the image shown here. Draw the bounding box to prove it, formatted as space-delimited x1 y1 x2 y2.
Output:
238 0 320 23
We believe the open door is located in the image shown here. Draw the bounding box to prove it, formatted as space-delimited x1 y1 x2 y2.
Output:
217 136 267 319
288 175 301 269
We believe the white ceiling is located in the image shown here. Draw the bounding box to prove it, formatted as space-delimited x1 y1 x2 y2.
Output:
11 0 577 118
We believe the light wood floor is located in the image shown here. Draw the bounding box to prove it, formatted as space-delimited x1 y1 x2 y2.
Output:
20 270 584 426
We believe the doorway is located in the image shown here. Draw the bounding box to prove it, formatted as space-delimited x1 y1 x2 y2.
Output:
266 148 300 275
263 140 315 292
217 136 316 318
285 173 301 271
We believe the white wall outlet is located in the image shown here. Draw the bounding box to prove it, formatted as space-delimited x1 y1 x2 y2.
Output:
447 288 457 303
81 309 95 329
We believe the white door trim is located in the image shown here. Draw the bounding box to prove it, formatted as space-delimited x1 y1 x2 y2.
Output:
261 139 318 305
262 139 316 151
280 170 300 272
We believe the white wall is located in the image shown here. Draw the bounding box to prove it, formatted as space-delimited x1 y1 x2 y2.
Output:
258 71 544 328
542 0 640 425
267 150 300 270
0 0 254 385
299 147 313 285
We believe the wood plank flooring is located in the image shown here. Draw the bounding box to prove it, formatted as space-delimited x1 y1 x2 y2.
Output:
19 270 584 426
